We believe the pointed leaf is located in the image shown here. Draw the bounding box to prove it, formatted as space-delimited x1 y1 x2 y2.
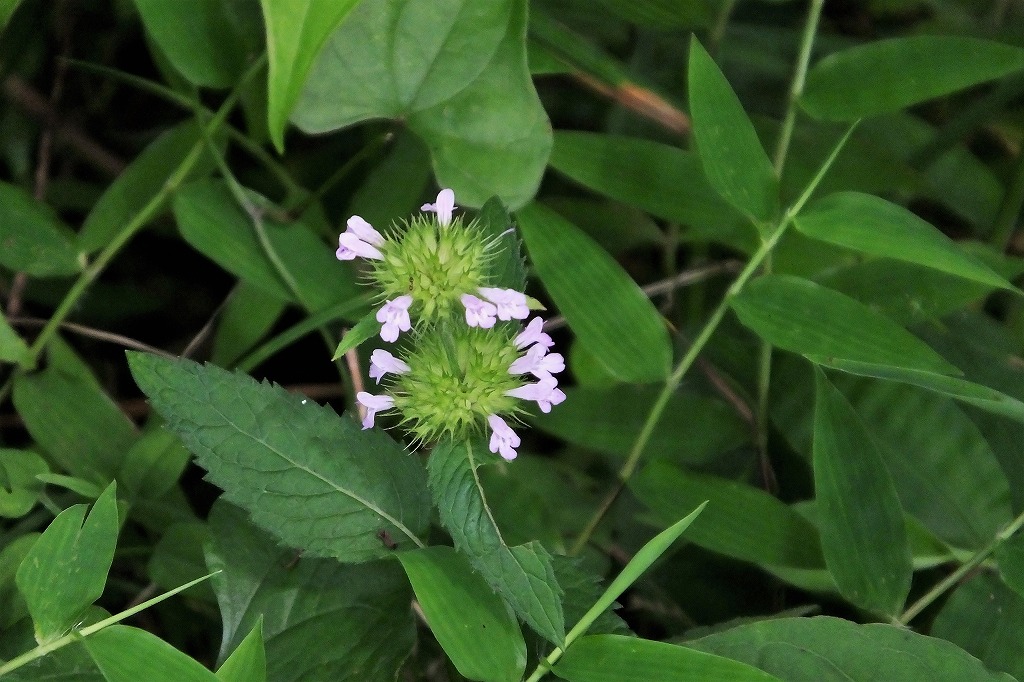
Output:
0 181 81 276
16 482 119 644
688 37 777 223
215 620 265 682
813 370 912 616
0 312 29 367
802 37 1024 121
332 310 382 360
398 546 526 682
85 625 218 682
127 352 430 562
426 439 565 645
517 202 670 382
261 0 362 151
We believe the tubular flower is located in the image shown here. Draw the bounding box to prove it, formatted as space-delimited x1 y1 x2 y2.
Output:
421 188 457 227
356 392 394 429
376 296 413 343
369 349 410 384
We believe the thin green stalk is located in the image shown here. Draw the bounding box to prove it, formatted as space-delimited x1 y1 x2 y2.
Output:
772 0 825 177
897 506 1024 626
568 121 858 557
707 0 738 56
991 148 1024 250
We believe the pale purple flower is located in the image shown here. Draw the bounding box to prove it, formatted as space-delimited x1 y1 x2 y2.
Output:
509 343 565 379
515 317 554 350
376 295 413 342
421 188 456 226
479 287 529 321
505 376 566 414
345 215 384 246
461 293 497 329
356 392 394 429
336 232 383 261
487 414 520 461
369 349 410 384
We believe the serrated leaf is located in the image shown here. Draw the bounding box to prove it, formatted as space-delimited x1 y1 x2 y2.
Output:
261 0 362 151
426 439 565 645
216 620 266 682
206 501 414 681
398 546 526 682
127 352 430 562
332 310 381 360
688 37 778 224
0 181 81 277
85 625 218 682
517 202 670 382
795 192 1013 290
16 482 119 644
801 36 1024 121
550 555 630 637
556 634 782 682
813 370 911 617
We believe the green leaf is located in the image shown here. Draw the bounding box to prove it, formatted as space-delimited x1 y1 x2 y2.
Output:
533 385 747 465
0 311 29 367
517 202 670 382
548 131 746 236
261 0 361 151
687 616 1013 681
0 181 81 276
206 501 415 681
332 310 381 360
802 37 1024 121
550 556 630 637
133 0 246 89
795 192 1013 290
173 179 361 312
997 534 1024 599
931 573 1024 680
294 0 550 208
688 37 778 224
398 546 526 682
85 625 218 682
117 425 191 501
216 620 266 682
477 196 526 292
730 275 960 376
426 439 565 645
147 522 215 602
813 370 912 616
556 634 782 682
16 482 119 644
127 352 430 562
13 360 138 483
631 461 824 569
80 122 221 253
0 449 48 518
211 283 288 367
0 0 25 31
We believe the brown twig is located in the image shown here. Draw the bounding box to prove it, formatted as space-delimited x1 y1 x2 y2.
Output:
573 71 691 136
8 316 175 358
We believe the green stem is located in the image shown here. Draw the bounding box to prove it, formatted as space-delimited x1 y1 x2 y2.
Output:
707 0 738 56
568 121 858 557
772 0 825 177
897 506 1024 626
991 147 1024 250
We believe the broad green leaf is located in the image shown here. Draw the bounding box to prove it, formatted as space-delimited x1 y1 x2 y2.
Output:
173 179 361 312
332 310 381 360
398 546 526 682
813 371 911 616
0 0 24 31
0 312 29 367
632 461 824 569
687 616 1013 681
80 122 221 253
517 202 670 382
688 37 778 224
0 181 81 276
931 573 1024 680
556 634 781 682
0 449 48 518
802 37 1024 121
16 483 119 644
13 360 137 483
547 131 745 235
133 0 246 88
211 283 288 367
294 0 551 208
998 534 1024 599
795 192 1013 290
261 0 362 151
426 439 565 645
117 424 190 501
206 501 414 681
730 275 960 376
533 385 747 465
127 352 431 562
216 620 266 682
86 625 218 682
477 196 526 292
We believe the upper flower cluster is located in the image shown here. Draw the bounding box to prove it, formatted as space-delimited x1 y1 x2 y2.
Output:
336 189 565 460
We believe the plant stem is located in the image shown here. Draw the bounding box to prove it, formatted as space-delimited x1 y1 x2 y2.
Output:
897 506 1024 625
772 0 825 177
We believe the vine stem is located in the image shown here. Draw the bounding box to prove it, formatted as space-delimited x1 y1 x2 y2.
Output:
568 121 858 558
896 506 1024 626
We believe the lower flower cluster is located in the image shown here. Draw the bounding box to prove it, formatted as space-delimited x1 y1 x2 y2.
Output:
337 189 565 460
